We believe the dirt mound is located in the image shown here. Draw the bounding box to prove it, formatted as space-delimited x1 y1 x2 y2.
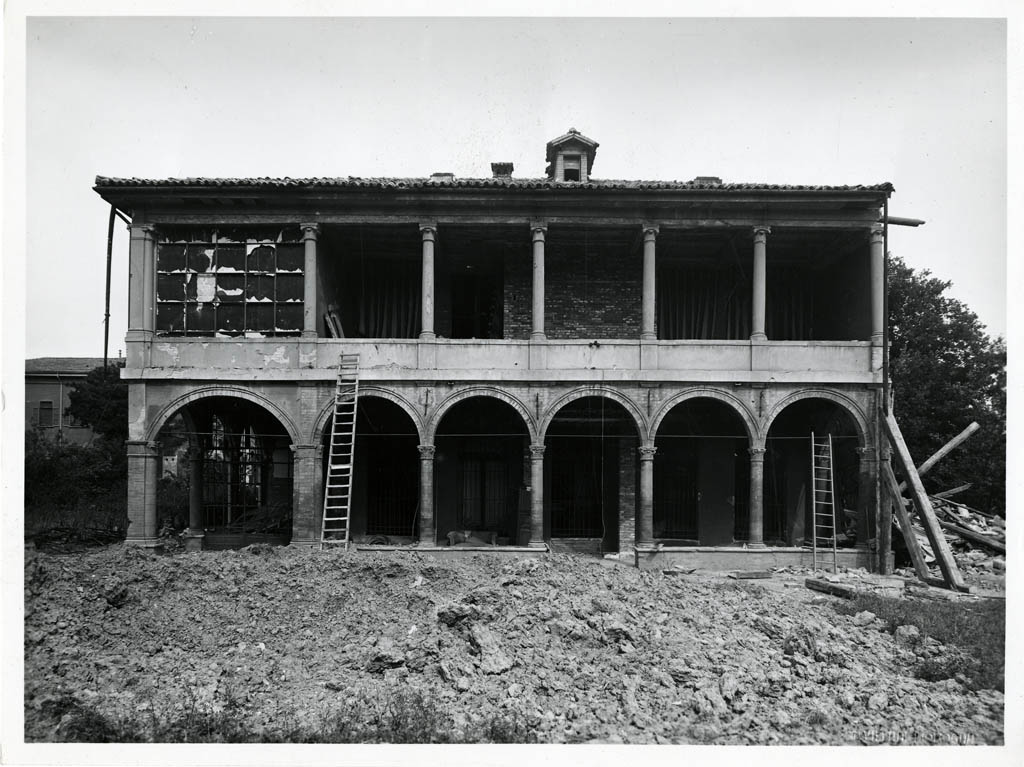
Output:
24 546 1003 744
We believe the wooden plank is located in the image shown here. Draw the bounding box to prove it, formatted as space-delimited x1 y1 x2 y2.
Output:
881 462 931 581
898 421 979 492
936 520 1006 553
728 570 774 579
883 412 968 592
932 484 972 499
805 578 858 599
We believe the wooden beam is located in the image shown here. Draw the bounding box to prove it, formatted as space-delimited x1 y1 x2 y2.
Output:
932 484 972 499
897 421 979 492
882 412 968 592
935 520 1005 554
805 578 858 599
881 462 931 581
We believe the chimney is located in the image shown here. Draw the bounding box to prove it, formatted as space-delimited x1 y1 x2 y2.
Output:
692 176 723 186
430 172 455 182
491 162 514 179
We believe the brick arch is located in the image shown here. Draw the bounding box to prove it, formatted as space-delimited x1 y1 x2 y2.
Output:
762 389 868 446
146 386 301 444
427 386 538 444
650 388 758 446
539 386 647 443
311 387 425 445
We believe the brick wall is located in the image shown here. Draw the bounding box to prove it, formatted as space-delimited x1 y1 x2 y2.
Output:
503 240 642 339
618 441 637 551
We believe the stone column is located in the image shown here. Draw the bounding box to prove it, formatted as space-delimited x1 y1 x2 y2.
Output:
125 440 160 546
751 226 770 341
531 223 547 340
185 447 205 550
869 225 885 346
291 445 321 546
418 445 436 545
641 225 659 340
128 224 156 332
748 447 767 547
637 445 656 547
301 223 320 338
528 445 546 547
419 224 437 340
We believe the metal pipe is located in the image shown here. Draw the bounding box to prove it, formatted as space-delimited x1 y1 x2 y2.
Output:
882 199 889 416
114 208 132 226
104 205 115 368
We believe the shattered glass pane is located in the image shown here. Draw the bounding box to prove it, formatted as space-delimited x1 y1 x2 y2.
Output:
156 303 185 333
275 304 303 331
157 244 187 272
246 303 274 331
157 274 186 301
276 244 304 272
188 244 215 272
217 304 244 334
216 274 245 301
245 274 275 302
217 244 245 272
187 303 215 333
276 274 304 302
247 243 276 272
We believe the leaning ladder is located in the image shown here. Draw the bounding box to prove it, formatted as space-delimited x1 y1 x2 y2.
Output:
320 354 360 549
810 432 839 573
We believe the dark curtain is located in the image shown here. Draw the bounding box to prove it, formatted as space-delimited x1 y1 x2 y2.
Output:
658 265 751 340
357 260 420 339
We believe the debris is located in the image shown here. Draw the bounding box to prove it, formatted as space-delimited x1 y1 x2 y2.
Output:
727 571 773 580
468 624 513 675
852 611 876 627
805 578 858 600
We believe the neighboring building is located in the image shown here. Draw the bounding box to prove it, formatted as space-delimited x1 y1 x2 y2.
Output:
25 357 105 445
93 129 894 568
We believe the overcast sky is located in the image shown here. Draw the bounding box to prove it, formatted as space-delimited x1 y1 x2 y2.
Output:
21 15 1007 357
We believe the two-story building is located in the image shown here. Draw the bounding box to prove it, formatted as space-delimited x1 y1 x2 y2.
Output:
94 129 894 569
25 357 105 445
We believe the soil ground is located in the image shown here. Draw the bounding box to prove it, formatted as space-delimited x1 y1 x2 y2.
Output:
23 543 1004 745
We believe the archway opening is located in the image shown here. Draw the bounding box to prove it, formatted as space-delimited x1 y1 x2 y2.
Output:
765 399 861 547
156 396 294 548
654 398 750 546
545 397 640 553
434 397 530 546
320 396 420 544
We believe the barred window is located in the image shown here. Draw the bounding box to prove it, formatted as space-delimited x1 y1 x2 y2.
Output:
156 227 304 337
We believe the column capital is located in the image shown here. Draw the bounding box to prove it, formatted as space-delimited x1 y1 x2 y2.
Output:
638 445 657 461
130 223 157 237
748 447 767 460
418 444 436 459
642 224 660 240
868 225 884 244
753 225 771 241
419 223 438 239
530 221 548 237
300 222 321 239
529 444 546 459
291 443 318 454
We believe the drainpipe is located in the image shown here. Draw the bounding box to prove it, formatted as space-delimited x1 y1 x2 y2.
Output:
882 199 889 416
104 205 115 368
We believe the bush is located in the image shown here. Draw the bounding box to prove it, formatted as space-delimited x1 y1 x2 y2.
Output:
833 593 1004 691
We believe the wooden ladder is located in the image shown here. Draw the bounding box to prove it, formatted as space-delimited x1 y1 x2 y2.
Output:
810 432 839 573
320 354 360 549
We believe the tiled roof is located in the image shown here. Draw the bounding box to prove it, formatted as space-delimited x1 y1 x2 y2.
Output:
94 176 894 193
26 357 109 375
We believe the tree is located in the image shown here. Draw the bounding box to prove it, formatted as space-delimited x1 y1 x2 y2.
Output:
66 362 128 444
888 255 1006 514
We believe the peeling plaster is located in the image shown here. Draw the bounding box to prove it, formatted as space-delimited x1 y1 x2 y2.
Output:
263 346 291 367
156 343 180 365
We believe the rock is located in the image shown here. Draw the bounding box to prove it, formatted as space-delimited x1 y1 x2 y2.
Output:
866 692 889 710
469 624 513 674
893 624 921 644
853 611 876 627
838 689 857 708
507 682 523 698
437 603 477 627
365 637 406 672
718 671 741 701
456 677 471 692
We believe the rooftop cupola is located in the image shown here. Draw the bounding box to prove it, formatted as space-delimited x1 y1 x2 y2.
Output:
545 128 599 182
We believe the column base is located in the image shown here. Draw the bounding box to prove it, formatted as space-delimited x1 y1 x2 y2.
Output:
124 537 161 549
530 331 547 341
183 532 205 552
527 540 547 549
418 331 436 341
639 332 657 341
870 332 884 346
750 332 767 341
418 536 436 546
746 542 767 549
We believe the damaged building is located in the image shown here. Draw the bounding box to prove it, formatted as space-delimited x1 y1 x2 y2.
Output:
94 128 895 570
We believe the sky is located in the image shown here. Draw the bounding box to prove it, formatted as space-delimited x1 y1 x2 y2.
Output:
17 14 1008 359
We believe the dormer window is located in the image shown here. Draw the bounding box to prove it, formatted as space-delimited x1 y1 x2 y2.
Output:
563 155 582 182
545 128 599 183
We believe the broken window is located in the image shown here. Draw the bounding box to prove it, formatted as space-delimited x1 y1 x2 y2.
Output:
156 227 304 337
562 154 582 182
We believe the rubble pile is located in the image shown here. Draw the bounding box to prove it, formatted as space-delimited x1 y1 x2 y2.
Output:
24 545 1003 744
